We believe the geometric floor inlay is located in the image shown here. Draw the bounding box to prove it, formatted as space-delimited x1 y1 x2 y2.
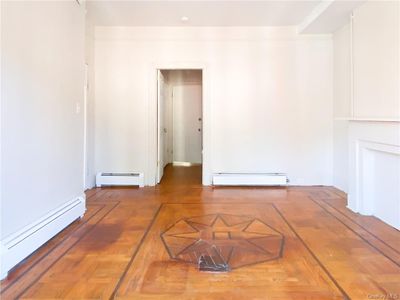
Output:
161 214 285 270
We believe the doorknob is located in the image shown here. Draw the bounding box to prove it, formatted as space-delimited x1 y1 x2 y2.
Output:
198 117 202 121
198 128 201 132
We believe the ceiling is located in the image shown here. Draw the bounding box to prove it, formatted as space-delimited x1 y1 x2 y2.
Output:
299 0 365 33
86 1 323 27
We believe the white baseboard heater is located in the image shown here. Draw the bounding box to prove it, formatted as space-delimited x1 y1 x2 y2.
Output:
212 173 288 186
0 196 86 280
96 172 144 188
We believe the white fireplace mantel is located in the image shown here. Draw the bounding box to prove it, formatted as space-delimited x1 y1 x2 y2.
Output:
348 121 400 229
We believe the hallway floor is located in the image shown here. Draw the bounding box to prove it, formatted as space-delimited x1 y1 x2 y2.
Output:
1 165 400 299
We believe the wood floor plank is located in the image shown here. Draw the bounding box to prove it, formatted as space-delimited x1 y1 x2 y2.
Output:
312 197 400 265
275 199 400 299
17 202 161 300
0 204 103 292
1 203 116 300
114 203 344 299
1 165 399 299
322 197 400 253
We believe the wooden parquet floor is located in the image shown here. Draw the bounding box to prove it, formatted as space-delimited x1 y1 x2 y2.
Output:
1 165 399 299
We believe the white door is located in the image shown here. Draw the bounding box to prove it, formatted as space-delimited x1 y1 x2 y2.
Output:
173 85 202 163
157 71 166 183
164 86 173 165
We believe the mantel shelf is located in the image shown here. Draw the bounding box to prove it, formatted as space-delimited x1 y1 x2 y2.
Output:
334 117 400 123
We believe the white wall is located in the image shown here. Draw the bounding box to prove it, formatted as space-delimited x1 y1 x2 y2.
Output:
85 14 96 189
333 23 351 192
1 1 85 238
332 0 400 228
353 0 399 120
94 27 333 186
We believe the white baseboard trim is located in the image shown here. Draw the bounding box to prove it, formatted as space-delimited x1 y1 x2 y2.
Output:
0 195 86 280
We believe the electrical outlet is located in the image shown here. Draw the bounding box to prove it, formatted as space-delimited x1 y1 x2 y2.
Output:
75 102 81 114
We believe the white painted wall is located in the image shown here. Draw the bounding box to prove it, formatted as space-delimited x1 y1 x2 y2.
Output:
333 23 351 192
333 23 351 119
85 14 96 189
1 1 85 238
332 0 400 228
353 0 400 120
94 27 333 186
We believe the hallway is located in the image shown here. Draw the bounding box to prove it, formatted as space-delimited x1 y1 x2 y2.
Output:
1 166 400 299
159 164 202 187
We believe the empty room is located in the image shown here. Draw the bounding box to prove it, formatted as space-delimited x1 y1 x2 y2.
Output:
1 0 399 299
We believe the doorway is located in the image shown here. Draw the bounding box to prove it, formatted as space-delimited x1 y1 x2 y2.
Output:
157 69 203 183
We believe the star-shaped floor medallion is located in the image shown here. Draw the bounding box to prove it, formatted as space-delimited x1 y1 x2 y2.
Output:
161 214 284 270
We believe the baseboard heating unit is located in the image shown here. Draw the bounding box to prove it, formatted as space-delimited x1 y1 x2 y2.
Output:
96 172 144 187
212 173 288 186
0 196 86 279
